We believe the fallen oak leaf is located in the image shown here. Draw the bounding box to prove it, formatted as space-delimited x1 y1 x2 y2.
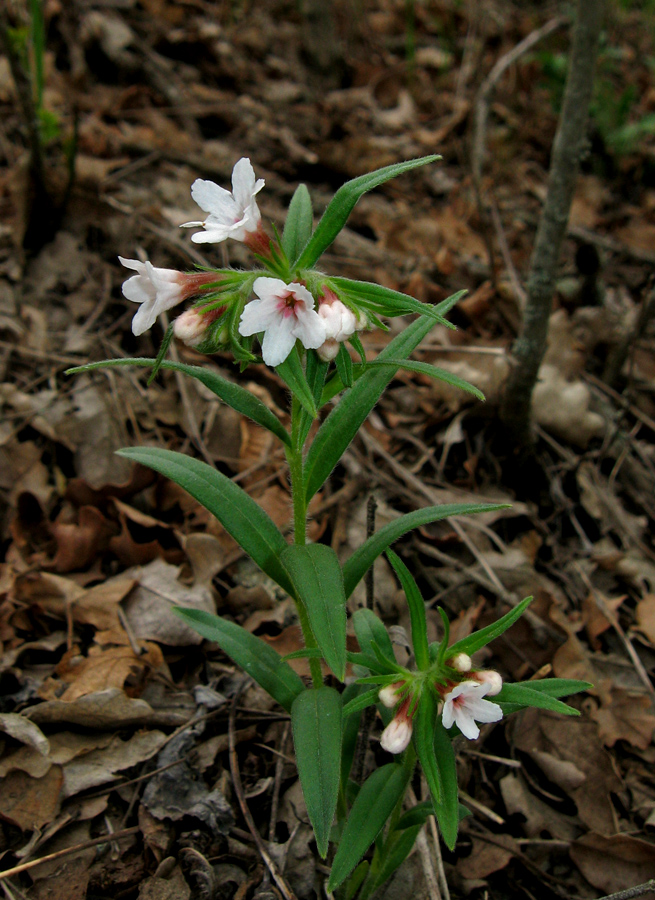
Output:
591 687 655 750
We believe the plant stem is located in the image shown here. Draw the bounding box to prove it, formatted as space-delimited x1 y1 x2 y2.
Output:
288 395 323 687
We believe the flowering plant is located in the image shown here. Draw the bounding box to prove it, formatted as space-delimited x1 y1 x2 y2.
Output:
69 157 589 898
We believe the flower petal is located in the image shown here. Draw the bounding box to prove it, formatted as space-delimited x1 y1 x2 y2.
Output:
260 315 296 367
190 179 236 219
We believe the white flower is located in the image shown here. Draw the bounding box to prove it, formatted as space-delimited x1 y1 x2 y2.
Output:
119 257 186 335
182 158 264 244
474 670 503 696
380 713 413 754
441 681 503 740
318 299 357 342
239 277 326 367
379 682 405 709
448 652 472 673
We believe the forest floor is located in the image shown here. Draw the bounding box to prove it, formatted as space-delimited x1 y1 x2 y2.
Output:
1 1 655 899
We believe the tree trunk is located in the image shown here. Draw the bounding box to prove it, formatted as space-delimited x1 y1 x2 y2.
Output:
499 0 605 446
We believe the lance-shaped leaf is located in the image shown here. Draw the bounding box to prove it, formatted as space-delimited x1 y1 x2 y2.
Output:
352 607 395 663
446 595 534 658
281 544 347 680
342 687 381 718
304 314 437 502
173 608 304 711
343 503 508 598
276 346 318 419
69 358 291 446
283 184 314 265
513 678 592 698
117 447 293 594
332 278 460 327
431 718 460 850
328 763 411 891
295 156 440 270
340 683 365 790
495 682 587 716
386 550 429 670
413 688 443 804
291 687 342 858
371 825 422 894
365 359 485 401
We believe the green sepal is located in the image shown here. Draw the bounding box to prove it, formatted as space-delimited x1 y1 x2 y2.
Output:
342 687 382 718
446 595 534 658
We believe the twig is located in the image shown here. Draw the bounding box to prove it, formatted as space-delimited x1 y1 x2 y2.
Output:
0 827 139 881
568 225 655 267
268 723 291 843
596 882 655 900
408 787 442 900
458 790 505 825
229 681 298 900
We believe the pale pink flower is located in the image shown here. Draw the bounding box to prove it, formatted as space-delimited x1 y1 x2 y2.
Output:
473 670 503 696
380 699 413 754
182 158 264 244
316 292 357 362
239 277 326 367
119 257 187 335
441 681 503 740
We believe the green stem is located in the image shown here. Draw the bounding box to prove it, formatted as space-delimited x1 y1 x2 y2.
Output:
288 394 323 687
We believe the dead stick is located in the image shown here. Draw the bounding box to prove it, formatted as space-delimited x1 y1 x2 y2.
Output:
596 882 655 900
0 827 139 881
229 682 298 900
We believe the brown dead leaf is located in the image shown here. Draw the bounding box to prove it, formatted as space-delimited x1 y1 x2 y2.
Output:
27 688 159 729
570 833 655 899
0 764 63 830
591 688 655 750
455 834 517 879
50 505 115 572
510 708 622 835
499 771 578 841
55 640 164 701
582 591 626 650
62 729 167 796
635 595 655 644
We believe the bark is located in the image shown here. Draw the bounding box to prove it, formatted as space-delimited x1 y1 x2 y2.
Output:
499 0 605 445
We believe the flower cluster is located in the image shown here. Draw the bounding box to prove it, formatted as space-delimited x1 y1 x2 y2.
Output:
377 660 504 755
118 159 368 366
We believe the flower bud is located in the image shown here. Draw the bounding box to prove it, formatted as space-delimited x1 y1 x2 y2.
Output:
474 670 503 696
380 715 413 754
173 304 226 348
449 652 472 673
378 682 404 709
317 338 340 362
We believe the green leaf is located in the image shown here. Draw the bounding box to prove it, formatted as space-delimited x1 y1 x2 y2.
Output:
352 608 395 663
343 503 508 598
68 358 291 447
173 608 304 711
336 342 354 388
342 687 381 718
372 825 422 892
116 447 292 594
365 359 485 401
328 763 412 891
291 687 342 858
386 550 429 671
332 278 460 327
295 156 440 269
518 678 592 697
304 314 438 502
345 862 369 900
447 595 534 658
495 683 583 716
283 184 314 265
431 718 459 850
281 544 347 681
413 689 442 804
341 683 366 790
395 801 470 831
276 346 318 419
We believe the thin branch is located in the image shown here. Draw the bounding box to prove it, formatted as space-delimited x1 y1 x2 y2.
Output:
0 828 139 881
596 882 655 900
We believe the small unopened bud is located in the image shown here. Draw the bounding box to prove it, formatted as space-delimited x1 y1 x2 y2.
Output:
380 714 412 754
173 304 226 348
449 653 472 673
379 682 404 709
317 338 340 362
474 670 503 696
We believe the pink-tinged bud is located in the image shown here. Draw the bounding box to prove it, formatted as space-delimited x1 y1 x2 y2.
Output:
317 338 340 362
173 304 226 348
449 652 472 673
380 714 413 754
473 670 503 696
378 682 404 709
